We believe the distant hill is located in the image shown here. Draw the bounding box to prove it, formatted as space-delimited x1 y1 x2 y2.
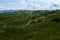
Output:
0 10 18 13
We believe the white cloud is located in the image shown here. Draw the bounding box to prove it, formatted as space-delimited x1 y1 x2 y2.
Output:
0 7 6 10
37 0 60 4
0 0 60 10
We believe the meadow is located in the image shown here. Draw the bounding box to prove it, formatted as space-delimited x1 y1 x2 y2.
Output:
0 10 60 40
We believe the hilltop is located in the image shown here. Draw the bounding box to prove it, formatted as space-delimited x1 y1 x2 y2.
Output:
0 10 60 40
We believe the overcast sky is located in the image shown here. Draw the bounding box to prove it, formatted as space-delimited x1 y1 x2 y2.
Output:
0 0 60 10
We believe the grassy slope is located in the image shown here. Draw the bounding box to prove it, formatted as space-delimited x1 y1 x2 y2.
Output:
0 10 60 40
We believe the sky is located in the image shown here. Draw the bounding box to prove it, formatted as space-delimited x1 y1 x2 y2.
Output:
0 0 60 10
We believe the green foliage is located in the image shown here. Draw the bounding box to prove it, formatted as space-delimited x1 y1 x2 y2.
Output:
0 10 60 40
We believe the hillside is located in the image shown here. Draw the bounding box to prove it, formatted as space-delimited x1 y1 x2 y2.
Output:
0 10 60 40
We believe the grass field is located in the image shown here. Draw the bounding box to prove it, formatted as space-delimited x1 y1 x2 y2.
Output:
0 10 60 40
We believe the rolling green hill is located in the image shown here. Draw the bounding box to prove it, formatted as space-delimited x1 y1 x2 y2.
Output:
0 10 60 40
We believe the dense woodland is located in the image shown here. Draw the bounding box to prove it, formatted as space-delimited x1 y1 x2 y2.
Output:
0 10 60 40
